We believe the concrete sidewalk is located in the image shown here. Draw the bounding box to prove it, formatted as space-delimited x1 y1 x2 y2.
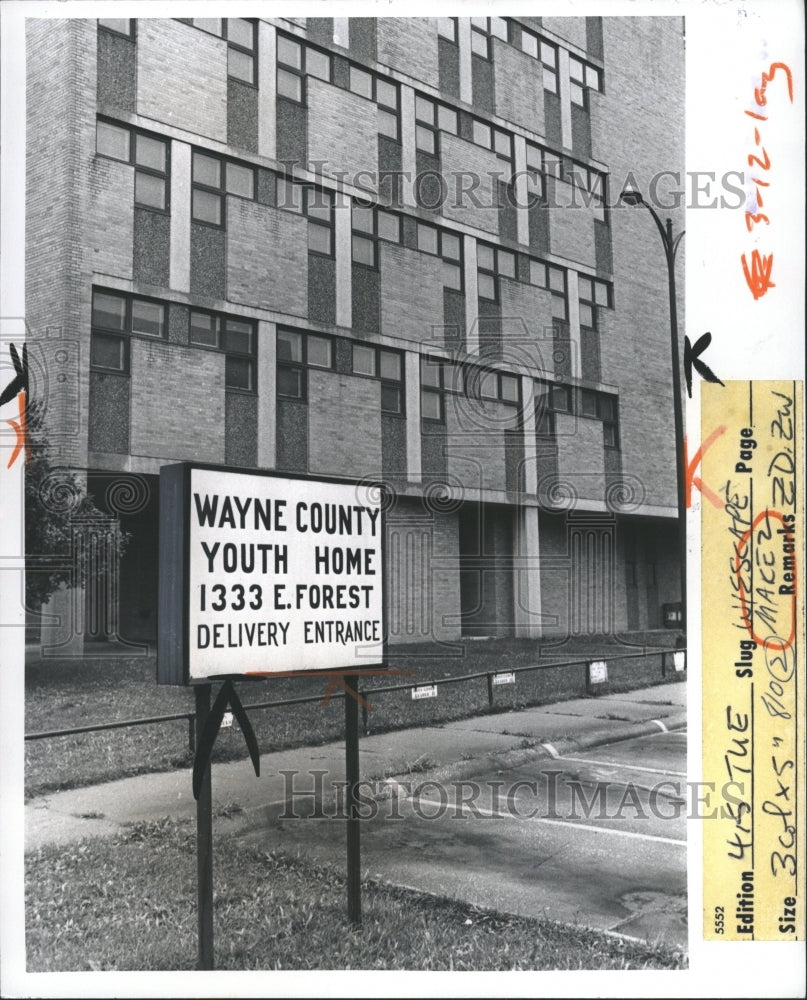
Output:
26 681 686 851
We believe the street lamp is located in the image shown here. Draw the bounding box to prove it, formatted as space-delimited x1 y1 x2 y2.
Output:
619 182 687 634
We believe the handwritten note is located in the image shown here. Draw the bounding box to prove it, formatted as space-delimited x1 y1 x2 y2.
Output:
702 380 804 940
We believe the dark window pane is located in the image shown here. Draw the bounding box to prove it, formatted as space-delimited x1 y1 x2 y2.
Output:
135 172 166 210
551 386 570 411
91 332 126 370
599 396 616 420
421 390 442 420
307 335 332 368
479 371 497 399
277 330 303 362
415 125 436 154
308 222 332 255
420 357 442 388
375 79 398 109
193 153 221 187
134 134 166 171
604 424 617 447
352 344 375 376
437 105 458 134
500 375 520 403
472 120 491 148
192 189 222 225
226 163 254 198
352 235 376 267
277 366 303 398
223 320 254 354
131 299 165 337
349 66 373 99
194 18 223 37
227 18 254 50
471 31 489 58
305 188 332 221
595 281 610 307
415 96 435 125
581 390 598 416
98 18 132 35
377 211 400 242
228 49 254 84
352 205 375 234
443 262 462 290
494 130 511 158
417 224 438 255
579 303 594 328
478 273 496 300
548 266 565 293
190 312 219 347
477 244 495 271
96 121 130 161
92 291 127 331
378 110 398 139
381 383 402 414
277 36 302 69
307 48 331 81
498 250 516 278
550 296 567 320
441 232 461 260
277 69 302 101
379 350 401 381
226 356 254 391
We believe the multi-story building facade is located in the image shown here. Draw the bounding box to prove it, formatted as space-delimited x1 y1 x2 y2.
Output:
26 14 685 653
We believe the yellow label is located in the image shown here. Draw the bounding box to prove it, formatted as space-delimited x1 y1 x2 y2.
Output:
702 380 805 940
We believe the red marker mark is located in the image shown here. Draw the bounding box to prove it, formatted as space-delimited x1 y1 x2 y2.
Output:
685 425 727 509
5 391 29 468
741 249 776 299
733 509 796 651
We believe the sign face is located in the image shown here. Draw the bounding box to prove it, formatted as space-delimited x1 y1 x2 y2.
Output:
588 660 608 685
158 464 385 683
492 672 516 686
411 684 438 700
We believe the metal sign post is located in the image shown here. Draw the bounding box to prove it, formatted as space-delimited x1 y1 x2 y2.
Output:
194 684 214 970
344 675 361 925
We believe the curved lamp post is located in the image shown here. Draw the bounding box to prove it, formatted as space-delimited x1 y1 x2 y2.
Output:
619 183 687 634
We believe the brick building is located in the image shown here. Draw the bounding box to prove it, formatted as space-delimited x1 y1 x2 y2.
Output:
25 14 685 653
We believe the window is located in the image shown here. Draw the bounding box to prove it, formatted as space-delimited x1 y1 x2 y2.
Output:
96 120 169 211
540 40 558 93
277 33 333 103
226 19 257 84
414 94 458 154
420 355 445 422
473 367 521 406
580 390 619 447
341 64 400 140
352 203 401 269
469 117 512 161
547 264 568 321
277 328 333 401
578 275 612 329
352 344 405 414
471 17 508 60
534 380 571 436
91 288 166 373
190 310 257 391
303 187 334 256
477 243 516 302
437 17 458 43
416 224 463 290
97 18 134 38
191 150 255 226
570 56 602 108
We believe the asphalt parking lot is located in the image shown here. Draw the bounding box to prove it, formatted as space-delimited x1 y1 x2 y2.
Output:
243 724 688 948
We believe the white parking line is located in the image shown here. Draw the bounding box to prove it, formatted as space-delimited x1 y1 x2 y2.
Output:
414 797 686 846
552 755 687 777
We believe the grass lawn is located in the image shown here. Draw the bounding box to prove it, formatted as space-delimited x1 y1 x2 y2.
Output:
25 637 682 798
25 817 686 972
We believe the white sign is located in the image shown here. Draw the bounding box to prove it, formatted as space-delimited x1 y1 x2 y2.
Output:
159 465 385 682
673 650 686 673
411 684 438 700
588 660 608 685
492 672 516 686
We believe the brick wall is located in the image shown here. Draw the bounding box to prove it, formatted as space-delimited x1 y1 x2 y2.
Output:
379 243 445 344
440 133 502 235
307 79 379 185
555 413 606 503
26 19 96 468
590 18 685 510
137 20 227 142
129 339 225 462
547 177 597 269
492 39 545 137
497 280 556 373
307 370 383 479
445 399 519 494
376 18 439 89
87 157 134 280
226 199 308 315
542 17 589 51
